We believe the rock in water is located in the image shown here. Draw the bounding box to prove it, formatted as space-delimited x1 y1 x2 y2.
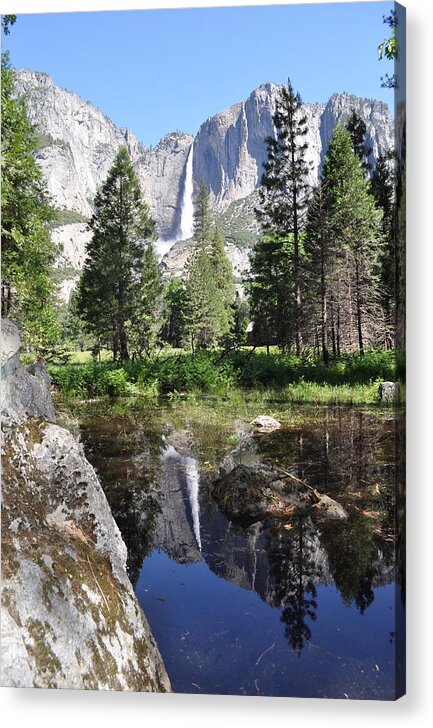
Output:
379 381 400 405
1 319 170 691
251 415 282 433
212 463 347 524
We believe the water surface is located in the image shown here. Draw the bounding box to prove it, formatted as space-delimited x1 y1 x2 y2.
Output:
70 398 405 699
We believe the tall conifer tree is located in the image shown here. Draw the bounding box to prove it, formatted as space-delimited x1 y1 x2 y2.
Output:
185 182 234 351
321 126 383 354
370 152 395 348
346 109 372 176
254 79 311 354
129 241 162 358
77 146 155 360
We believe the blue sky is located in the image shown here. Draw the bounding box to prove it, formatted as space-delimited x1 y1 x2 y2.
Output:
3 2 395 147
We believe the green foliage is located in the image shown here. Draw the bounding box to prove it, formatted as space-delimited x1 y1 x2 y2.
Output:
185 247 226 350
378 10 399 61
48 347 398 404
193 179 212 247
253 78 311 355
128 241 162 358
1 15 16 35
49 208 88 228
377 9 399 88
247 232 294 350
1 25 60 353
370 151 396 349
76 145 156 361
184 182 235 351
320 125 383 354
346 109 372 175
160 277 188 348
229 291 249 345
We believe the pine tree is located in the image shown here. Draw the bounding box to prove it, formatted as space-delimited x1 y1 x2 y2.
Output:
230 291 250 346
1 19 60 353
321 125 383 354
304 182 330 364
254 79 311 354
370 152 395 348
185 248 225 351
248 233 293 353
346 109 372 176
184 183 234 350
209 226 235 337
77 146 155 360
193 179 212 247
129 241 162 358
161 278 188 349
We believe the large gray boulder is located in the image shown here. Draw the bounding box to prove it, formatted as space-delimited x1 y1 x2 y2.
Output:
1 319 56 424
1 319 171 691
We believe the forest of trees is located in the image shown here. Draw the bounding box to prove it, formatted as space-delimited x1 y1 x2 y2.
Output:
1 14 60 353
1 15 405 375
249 79 401 363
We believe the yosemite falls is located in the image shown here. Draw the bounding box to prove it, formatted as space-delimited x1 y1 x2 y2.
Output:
155 141 194 259
178 142 194 242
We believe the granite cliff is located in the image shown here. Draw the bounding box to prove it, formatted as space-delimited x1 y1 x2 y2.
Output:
15 69 394 292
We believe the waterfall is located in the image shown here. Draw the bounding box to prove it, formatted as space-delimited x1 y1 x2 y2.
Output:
178 142 194 241
155 141 194 260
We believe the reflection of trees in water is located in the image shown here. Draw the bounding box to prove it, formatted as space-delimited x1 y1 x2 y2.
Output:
79 406 400 646
267 515 321 654
261 410 396 503
79 411 164 586
111 488 161 586
320 512 378 614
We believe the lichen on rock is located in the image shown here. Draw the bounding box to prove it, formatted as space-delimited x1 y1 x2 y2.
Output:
1 319 170 691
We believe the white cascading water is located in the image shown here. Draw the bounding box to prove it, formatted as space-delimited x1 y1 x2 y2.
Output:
161 444 202 551
155 141 194 260
178 141 194 241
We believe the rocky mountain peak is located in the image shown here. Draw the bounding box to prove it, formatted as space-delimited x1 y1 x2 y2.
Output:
14 69 394 298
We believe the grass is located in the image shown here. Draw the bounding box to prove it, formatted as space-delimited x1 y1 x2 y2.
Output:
46 347 403 406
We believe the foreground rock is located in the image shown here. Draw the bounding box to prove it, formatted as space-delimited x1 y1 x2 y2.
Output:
251 415 281 433
1 320 170 691
212 463 347 524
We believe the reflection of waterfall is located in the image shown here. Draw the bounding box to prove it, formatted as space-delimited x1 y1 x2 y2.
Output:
178 142 194 241
184 455 202 551
161 444 202 551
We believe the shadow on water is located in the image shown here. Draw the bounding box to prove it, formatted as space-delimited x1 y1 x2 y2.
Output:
71 399 404 699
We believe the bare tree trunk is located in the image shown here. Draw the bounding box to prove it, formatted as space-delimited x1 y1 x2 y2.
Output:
330 294 337 359
320 237 329 365
118 321 129 361
355 255 364 355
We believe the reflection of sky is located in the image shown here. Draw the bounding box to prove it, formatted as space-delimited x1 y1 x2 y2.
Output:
136 551 398 699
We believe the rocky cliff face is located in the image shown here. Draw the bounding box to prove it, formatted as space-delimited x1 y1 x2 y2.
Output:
14 70 192 240
15 70 394 295
1 319 171 691
16 70 394 237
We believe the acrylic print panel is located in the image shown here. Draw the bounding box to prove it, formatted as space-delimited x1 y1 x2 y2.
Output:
1 0 405 699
